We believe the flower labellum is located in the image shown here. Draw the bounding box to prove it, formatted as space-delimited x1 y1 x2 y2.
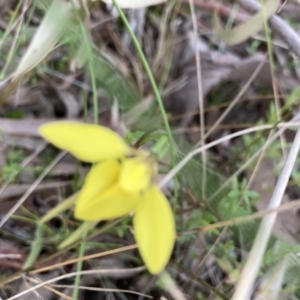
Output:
39 121 175 274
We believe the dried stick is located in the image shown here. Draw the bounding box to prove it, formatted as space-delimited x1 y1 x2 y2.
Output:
231 125 300 299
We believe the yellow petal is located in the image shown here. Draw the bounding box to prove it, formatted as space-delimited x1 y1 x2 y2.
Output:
75 186 140 221
119 157 152 193
76 160 121 206
133 186 175 274
39 122 130 162
75 160 140 220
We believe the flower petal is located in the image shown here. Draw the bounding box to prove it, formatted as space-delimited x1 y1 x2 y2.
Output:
76 160 121 206
39 122 130 162
133 186 175 274
75 186 140 221
75 160 140 220
119 156 152 193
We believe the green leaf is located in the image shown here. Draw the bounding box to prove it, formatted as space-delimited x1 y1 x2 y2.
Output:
23 225 44 270
213 0 280 45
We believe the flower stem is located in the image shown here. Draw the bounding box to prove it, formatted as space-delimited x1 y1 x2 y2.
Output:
77 13 98 124
111 1 179 207
72 232 87 299
111 1 175 152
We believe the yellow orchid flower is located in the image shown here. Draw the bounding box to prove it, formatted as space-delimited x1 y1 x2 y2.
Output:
39 121 175 275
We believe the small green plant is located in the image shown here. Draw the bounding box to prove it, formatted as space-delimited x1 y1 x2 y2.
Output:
5 110 25 119
246 39 261 55
124 129 144 144
2 149 25 182
217 177 259 220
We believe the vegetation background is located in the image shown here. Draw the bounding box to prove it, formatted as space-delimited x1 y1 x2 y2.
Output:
1 0 300 299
